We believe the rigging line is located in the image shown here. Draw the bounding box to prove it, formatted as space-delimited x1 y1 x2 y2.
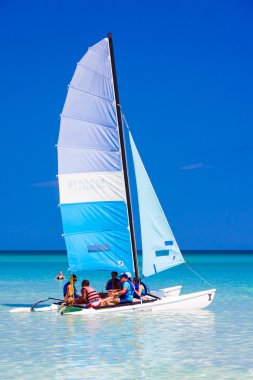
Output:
77 62 111 81
184 262 214 288
121 112 130 131
115 104 129 131
68 85 114 103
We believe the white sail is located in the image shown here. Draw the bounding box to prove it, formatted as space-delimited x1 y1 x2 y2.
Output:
129 132 184 277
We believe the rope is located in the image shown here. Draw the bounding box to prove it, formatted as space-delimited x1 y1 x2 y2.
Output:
184 262 214 288
121 113 130 130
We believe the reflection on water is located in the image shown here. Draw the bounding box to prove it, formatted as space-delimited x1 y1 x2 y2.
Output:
0 252 253 379
1 309 216 379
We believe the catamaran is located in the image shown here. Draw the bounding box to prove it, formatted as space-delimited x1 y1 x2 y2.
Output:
10 34 215 315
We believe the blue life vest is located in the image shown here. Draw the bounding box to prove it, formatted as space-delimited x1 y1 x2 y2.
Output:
120 280 134 302
133 282 148 299
140 282 148 295
63 282 78 298
128 279 135 293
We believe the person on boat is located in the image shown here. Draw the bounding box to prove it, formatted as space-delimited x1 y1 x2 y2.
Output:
105 271 121 291
104 273 134 305
75 280 102 308
63 274 79 303
55 271 65 280
132 277 148 302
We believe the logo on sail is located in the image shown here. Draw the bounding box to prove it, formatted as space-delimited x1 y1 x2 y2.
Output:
87 244 110 253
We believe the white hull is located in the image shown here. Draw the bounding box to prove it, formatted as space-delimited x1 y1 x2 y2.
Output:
63 288 216 315
150 285 182 298
9 287 216 314
9 304 59 313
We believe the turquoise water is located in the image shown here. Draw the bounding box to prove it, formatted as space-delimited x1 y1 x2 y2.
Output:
0 252 253 379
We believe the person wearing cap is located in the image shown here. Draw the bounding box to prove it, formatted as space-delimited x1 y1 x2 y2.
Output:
125 272 132 281
103 273 134 305
105 271 121 291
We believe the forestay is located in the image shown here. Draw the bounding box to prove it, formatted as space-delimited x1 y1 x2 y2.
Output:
57 38 134 272
129 132 184 277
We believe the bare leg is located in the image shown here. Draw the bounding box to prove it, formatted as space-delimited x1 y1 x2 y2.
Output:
102 295 120 306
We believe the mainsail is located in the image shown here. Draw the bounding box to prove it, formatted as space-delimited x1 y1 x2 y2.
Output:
57 38 134 272
129 132 184 277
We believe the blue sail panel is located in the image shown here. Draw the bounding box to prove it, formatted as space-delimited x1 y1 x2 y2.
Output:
65 229 133 272
129 132 184 277
61 201 129 234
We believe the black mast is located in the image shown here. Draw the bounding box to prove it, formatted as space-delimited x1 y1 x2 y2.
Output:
107 33 139 279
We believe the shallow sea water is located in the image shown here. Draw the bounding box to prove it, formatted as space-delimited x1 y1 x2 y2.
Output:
0 252 253 380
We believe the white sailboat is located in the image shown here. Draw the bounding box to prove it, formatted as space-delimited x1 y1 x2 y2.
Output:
56 33 215 315
9 34 216 315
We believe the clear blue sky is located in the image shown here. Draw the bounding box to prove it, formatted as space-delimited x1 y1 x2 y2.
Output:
1 0 252 250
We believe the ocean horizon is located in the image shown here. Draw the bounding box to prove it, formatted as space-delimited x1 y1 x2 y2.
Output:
1 249 253 254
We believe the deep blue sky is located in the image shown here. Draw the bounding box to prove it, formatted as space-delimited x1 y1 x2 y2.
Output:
1 0 252 250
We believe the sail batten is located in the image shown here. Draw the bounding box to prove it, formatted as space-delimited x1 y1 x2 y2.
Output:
77 62 112 81
68 85 114 103
57 145 118 152
60 114 117 129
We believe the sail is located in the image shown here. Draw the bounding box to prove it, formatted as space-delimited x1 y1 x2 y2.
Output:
57 38 134 273
129 132 184 277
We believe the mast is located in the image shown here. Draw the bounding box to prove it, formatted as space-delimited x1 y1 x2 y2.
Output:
107 33 139 278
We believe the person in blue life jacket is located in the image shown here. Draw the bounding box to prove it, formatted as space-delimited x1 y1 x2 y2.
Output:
132 277 148 302
103 273 134 305
105 271 121 291
63 274 80 303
